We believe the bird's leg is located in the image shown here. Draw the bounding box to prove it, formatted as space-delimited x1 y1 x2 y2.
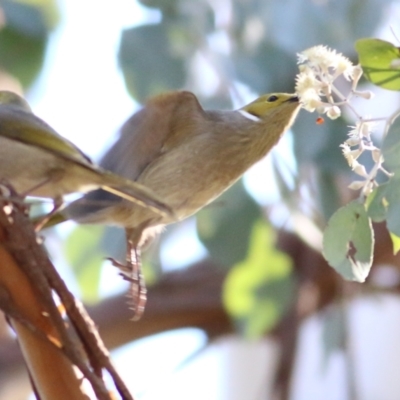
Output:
0 178 64 230
20 170 62 199
126 241 147 321
34 196 64 232
108 227 147 320
15 173 65 232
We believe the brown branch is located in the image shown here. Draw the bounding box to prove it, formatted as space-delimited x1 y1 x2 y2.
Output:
0 259 233 376
44 265 133 400
0 188 135 399
0 203 87 399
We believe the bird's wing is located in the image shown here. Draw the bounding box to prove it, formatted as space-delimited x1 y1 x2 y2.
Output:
0 106 92 165
100 91 204 180
60 91 205 221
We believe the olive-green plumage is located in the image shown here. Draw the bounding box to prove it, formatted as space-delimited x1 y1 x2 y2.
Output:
59 91 300 247
0 91 170 216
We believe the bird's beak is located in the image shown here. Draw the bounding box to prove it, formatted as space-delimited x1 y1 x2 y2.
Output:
286 95 299 103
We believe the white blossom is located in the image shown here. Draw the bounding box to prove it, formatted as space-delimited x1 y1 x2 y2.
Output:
348 120 375 141
295 45 382 199
340 143 362 167
348 181 367 190
352 161 368 178
297 45 354 80
351 65 363 82
372 149 381 163
354 90 374 100
327 105 341 119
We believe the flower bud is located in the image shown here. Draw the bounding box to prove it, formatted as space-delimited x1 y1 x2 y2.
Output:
327 106 341 119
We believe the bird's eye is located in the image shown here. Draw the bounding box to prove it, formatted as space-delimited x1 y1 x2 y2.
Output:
267 95 278 102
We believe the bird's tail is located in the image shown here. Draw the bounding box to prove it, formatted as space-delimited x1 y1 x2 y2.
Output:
95 169 172 218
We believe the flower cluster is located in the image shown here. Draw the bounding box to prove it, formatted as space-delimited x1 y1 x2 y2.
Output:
295 45 385 197
340 121 391 195
295 45 372 118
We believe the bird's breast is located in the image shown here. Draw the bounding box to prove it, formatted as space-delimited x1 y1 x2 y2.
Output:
137 133 261 221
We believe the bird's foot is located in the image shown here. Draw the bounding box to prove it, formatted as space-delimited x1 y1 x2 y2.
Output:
106 256 147 321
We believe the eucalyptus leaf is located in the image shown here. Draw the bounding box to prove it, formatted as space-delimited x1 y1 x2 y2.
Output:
366 183 388 222
355 38 400 90
366 177 400 237
0 1 54 87
384 178 400 237
323 200 374 282
233 41 297 94
118 23 186 101
382 114 400 174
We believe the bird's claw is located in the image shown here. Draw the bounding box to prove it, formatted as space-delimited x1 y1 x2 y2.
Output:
105 256 147 321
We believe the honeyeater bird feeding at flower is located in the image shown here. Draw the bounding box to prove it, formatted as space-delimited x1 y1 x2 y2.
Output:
0 91 171 217
38 90 300 318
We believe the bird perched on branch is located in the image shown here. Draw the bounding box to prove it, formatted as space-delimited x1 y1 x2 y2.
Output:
0 90 171 220
40 90 301 318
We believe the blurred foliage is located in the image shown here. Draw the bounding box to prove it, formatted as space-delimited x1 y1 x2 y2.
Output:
197 181 261 268
0 0 59 88
364 116 400 239
65 225 126 302
223 220 294 338
119 23 187 100
367 182 389 223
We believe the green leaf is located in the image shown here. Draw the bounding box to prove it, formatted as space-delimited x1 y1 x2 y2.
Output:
197 181 261 267
389 232 400 255
323 200 374 282
118 23 186 102
0 1 58 88
366 178 400 237
382 114 400 174
355 38 400 90
366 183 388 222
384 178 400 237
380 116 400 235
12 0 60 29
233 41 297 94
223 220 294 338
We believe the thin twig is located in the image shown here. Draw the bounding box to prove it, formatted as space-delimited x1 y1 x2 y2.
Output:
44 260 134 400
